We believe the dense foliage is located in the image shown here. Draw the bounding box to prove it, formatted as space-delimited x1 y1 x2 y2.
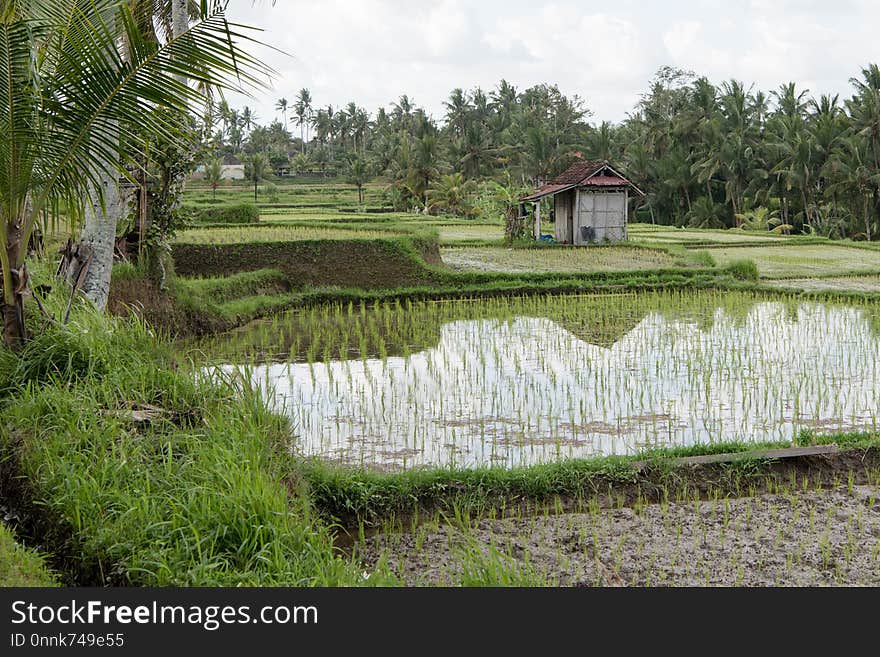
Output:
208 64 880 238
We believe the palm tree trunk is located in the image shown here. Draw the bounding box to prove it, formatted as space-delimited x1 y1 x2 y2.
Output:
78 148 125 311
2 221 24 346
75 10 133 311
800 189 810 229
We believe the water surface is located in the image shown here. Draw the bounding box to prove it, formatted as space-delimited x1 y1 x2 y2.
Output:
214 296 880 470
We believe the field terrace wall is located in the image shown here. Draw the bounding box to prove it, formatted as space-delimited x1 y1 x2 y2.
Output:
172 235 442 289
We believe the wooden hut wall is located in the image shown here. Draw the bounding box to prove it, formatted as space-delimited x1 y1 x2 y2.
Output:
553 189 575 244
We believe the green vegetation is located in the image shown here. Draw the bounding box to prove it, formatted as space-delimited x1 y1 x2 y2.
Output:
176 225 404 243
187 203 261 225
6 3 880 587
0 523 58 587
204 63 880 243
0 298 390 586
723 259 760 281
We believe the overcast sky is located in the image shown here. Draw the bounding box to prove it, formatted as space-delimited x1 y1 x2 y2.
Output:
221 0 880 127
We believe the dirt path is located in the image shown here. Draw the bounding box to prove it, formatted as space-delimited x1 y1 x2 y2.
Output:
356 484 880 586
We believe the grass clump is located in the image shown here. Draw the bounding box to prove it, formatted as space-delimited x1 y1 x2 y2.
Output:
0 523 58 586
186 202 260 225
723 258 760 281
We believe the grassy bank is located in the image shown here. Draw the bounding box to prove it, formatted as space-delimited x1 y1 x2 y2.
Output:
112 231 752 338
297 432 880 532
0 299 391 586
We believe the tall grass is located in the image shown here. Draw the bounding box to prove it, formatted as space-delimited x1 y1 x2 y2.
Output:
0 295 391 586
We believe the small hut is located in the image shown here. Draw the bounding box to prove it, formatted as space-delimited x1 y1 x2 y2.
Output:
521 160 644 244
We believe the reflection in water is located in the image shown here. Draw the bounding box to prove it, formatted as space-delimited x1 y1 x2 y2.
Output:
230 302 879 470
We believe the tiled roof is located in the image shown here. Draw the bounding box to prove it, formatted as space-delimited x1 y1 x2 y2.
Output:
520 159 644 201
521 183 574 202
549 160 607 185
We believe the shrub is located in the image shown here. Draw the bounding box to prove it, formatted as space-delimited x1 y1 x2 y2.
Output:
187 203 260 225
692 250 717 267
724 258 759 281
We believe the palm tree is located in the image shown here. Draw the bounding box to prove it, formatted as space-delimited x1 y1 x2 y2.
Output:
412 135 441 212
586 121 616 160
344 155 371 207
204 158 224 200
245 153 270 202
294 88 312 153
240 106 258 143
275 97 289 126
292 153 311 175
444 88 471 139
0 0 268 345
427 173 476 216
311 145 330 177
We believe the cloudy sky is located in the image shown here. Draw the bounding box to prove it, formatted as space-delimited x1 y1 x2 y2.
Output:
222 0 880 127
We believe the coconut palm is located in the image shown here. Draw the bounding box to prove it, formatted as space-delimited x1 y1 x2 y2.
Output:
245 153 270 202
204 158 224 200
427 173 476 216
294 88 312 153
275 97 289 126
344 155 371 207
0 0 269 345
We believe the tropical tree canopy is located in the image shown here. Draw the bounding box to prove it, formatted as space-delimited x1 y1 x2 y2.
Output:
0 0 270 344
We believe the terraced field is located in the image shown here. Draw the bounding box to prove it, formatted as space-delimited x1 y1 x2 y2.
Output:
706 245 880 278
440 245 683 273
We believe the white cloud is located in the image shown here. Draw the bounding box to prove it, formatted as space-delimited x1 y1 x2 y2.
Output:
219 0 880 125
663 21 702 62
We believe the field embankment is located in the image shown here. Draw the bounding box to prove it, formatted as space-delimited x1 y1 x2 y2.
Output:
0 302 390 586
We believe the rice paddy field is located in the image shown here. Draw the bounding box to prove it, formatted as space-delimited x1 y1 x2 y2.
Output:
439 245 685 273
174 224 406 244
152 182 880 586
703 244 880 278
629 224 792 245
186 179 389 209
434 223 504 243
195 290 880 472
765 275 880 292
356 479 880 585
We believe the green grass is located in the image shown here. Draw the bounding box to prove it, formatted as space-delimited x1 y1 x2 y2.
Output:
0 523 58 586
0 293 394 586
295 434 880 529
185 180 389 210
175 225 406 244
436 223 504 244
630 226 792 245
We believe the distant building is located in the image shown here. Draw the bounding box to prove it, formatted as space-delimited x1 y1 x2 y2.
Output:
521 159 644 244
219 155 245 180
219 164 245 180
189 155 245 181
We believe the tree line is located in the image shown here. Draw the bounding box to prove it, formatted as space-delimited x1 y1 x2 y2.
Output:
207 64 880 238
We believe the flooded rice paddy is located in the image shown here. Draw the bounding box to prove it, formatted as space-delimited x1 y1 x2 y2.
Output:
198 291 880 471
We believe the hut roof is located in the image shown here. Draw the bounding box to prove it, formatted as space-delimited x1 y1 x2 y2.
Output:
521 159 644 201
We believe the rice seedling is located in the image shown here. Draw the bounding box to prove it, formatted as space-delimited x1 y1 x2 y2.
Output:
198 288 880 472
